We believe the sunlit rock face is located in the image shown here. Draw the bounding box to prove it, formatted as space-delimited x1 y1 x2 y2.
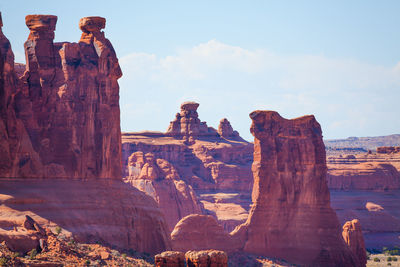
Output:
0 13 171 255
1 14 121 179
231 110 359 267
342 219 367 267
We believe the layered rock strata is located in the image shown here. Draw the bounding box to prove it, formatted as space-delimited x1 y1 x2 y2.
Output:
231 111 358 266
125 152 203 232
0 13 171 255
342 219 367 267
171 214 240 253
1 14 121 179
122 102 253 192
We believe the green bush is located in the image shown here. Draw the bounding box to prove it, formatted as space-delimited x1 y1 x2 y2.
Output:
374 257 381 262
0 257 8 267
85 259 90 266
388 256 392 261
388 263 391 266
393 257 398 261
55 226 62 235
29 248 37 260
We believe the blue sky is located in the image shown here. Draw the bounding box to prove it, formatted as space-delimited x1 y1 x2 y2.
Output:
1 1 400 140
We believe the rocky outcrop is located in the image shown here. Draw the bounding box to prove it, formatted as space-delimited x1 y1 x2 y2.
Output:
185 250 228 267
218 118 239 139
0 215 46 254
0 179 171 254
122 102 253 192
171 215 240 253
125 152 203 232
377 146 400 154
231 110 358 266
155 251 185 267
327 162 400 190
0 13 171 255
0 14 121 179
166 102 217 144
342 219 367 267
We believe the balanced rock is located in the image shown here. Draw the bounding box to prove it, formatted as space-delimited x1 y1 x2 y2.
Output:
166 102 217 143
231 110 358 266
342 219 367 267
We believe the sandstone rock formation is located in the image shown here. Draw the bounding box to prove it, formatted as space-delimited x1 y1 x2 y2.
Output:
218 118 239 139
342 219 367 267
125 151 203 232
327 162 400 190
185 250 228 267
155 251 185 267
0 13 171 255
0 179 171 254
122 102 253 192
1 14 121 179
377 146 400 154
166 101 217 143
231 111 358 266
171 215 239 253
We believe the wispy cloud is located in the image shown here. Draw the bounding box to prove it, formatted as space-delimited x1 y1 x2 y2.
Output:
119 40 400 140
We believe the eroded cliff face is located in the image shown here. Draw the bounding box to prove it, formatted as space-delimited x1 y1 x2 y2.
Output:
122 102 253 192
232 110 358 267
125 152 203 232
0 13 171 255
1 14 121 179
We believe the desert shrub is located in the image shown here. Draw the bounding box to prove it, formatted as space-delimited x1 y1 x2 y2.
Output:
373 257 380 262
11 252 20 259
55 226 62 235
388 256 392 261
29 248 37 260
85 259 90 266
388 263 391 266
0 257 8 267
122 253 127 259
393 257 398 261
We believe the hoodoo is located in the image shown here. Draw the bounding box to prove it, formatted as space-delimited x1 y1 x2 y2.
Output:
232 110 359 266
0 13 170 254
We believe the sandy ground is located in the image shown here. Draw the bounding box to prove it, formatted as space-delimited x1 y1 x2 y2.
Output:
367 254 400 267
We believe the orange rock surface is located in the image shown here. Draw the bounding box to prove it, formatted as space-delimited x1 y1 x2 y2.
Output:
342 219 367 267
232 110 358 266
125 151 203 232
0 13 171 255
185 250 228 267
122 102 253 192
155 251 185 267
1 14 121 179
171 214 240 253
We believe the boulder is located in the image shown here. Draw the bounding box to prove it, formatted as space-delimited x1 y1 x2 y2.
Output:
155 251 185 267
171 215 240 253
185 250 228 267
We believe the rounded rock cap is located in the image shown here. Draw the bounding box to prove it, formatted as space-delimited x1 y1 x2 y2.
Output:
79 16 106 33
180 101 199 111
25 15 57 31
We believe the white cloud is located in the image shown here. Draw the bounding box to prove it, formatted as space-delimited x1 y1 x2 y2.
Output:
118 40 400 140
